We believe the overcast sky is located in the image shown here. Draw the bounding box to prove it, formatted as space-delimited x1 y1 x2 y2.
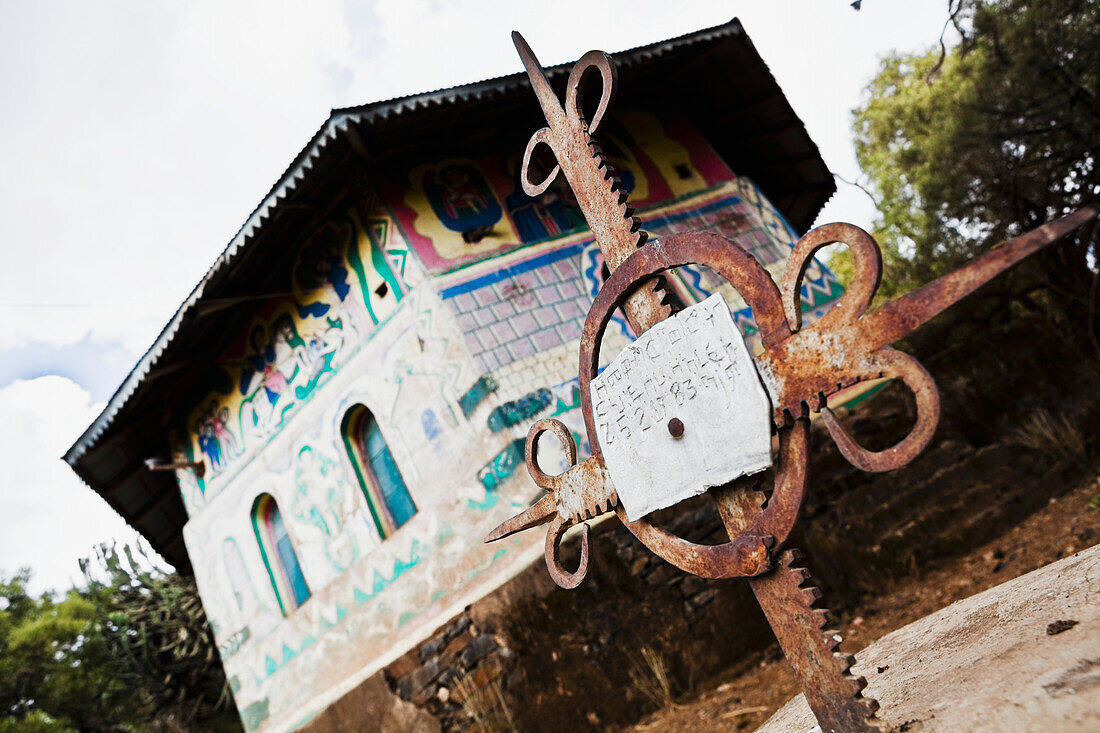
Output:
0 0 954 595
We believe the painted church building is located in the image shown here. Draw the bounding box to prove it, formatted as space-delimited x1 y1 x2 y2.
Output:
66 20 841 732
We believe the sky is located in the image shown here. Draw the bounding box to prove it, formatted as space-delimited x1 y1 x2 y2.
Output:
0 0 955 595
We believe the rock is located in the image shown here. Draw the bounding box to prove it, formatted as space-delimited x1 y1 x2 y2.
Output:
386 649 421 684
688 588 717 609
444 614 471 641
443 626 474 658
406 656 443 705
460 634 498 669
758 545 1100 733
420 636 444 662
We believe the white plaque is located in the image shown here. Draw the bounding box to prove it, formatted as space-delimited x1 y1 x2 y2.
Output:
591 294 772 521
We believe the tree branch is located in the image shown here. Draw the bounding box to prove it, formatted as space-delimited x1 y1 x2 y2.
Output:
833 171 881 208
927 0 965 84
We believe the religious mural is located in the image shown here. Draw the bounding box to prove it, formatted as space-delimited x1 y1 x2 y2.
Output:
502 152 586 243
422 163 503 235
291 445 361 571
385 110 733 273
181 188 406 499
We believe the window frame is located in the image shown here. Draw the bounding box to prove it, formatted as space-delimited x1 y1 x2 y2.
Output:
251 493 311 616
340 404 417 541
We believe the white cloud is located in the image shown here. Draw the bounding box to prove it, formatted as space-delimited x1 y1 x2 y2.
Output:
0 376 147 595
0 1 356 354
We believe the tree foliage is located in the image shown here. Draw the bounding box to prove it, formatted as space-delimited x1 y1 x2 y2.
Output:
0 569 126 732
1 545 240 732
848 0 1099 342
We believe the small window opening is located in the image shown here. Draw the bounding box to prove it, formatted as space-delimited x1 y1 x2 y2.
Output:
342 405 417 540
252 494 310 615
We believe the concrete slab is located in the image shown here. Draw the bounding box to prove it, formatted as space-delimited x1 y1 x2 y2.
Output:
758 543 1100 732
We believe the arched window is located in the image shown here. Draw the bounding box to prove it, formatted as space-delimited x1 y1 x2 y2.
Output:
252 494 310 615
341 405 416 540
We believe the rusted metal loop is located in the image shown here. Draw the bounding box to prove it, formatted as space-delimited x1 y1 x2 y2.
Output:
577 232 817 577
755 416 811 545
565 51 617 135
609 417 810 578
545 514 590 588
781 223 882 332
520 127 561 197
615 504 773 578
820 347 941 472
525 418 578 488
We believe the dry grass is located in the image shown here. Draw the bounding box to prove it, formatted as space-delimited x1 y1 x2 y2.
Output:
629 646 675 709
1009 409 1090 467
453 676 515 733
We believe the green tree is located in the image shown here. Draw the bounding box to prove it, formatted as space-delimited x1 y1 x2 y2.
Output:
85 544 240 732
848 0 1098 343
0 569 137 731
1 545 240 732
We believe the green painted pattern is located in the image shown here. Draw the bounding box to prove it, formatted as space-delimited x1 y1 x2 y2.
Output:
348 208 403 324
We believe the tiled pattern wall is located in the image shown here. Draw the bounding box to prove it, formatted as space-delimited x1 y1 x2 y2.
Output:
447 248 591 374
439 176 846 382
647 191 787 265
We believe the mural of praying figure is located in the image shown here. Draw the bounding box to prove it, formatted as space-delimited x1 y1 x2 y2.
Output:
241 325 284 408
195 402 242 473
223 537 259 620
197 419 223 471
210 404 239 460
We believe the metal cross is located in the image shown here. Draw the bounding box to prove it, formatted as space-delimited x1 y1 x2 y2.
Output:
485 31 1097 732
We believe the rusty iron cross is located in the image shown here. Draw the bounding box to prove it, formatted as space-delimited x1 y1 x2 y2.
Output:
485 31 1097 732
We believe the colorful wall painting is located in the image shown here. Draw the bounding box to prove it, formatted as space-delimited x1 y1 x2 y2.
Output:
180 286 555 733
182 189 406 499
382 110 734 274
423 163 503 234
291 446 361 572
434 174 845 378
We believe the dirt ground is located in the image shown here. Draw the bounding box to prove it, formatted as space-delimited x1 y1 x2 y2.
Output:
623 474 1100 732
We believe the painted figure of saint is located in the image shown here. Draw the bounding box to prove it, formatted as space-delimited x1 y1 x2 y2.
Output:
197 420 223 470
238 324 286 434
294 316 342 402
424 164 502 234
504 152 586 243
210 405 240 460
292 446 357 570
